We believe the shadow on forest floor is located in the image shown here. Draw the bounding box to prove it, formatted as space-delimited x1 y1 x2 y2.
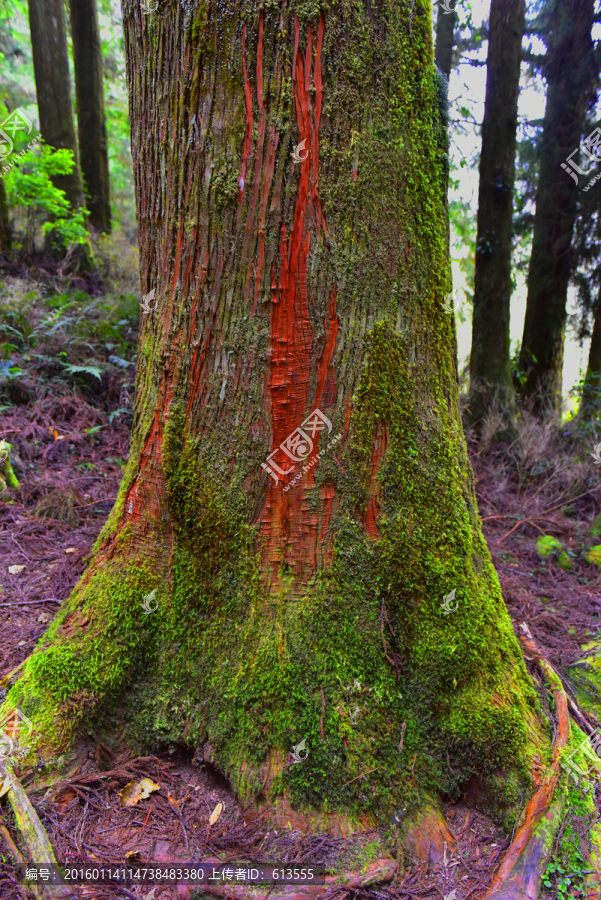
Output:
1 273 601 899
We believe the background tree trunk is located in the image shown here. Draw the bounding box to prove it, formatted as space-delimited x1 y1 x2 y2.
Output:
466 0 525 434
69 0 111 233
6 0 540 830
27 0 84 210
580 295 601 418
434 0 456 79
518 0 597 414
0 175 11 253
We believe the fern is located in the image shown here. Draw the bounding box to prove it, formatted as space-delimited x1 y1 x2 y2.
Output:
61 364 103 381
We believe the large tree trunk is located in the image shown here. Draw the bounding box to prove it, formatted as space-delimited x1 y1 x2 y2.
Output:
69 0 112 233
518 0 597 414
5 0 541 837
27 0 84 211
466 0 525 434
434 0 456 79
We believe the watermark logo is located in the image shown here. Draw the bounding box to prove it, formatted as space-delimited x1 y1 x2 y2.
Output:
444 891 458 900
442 290 461 314
262 408 333 486
0 732 14 761
440 0 456 12
560 729 601 794
290 738 309 764
441 589 458 615
140 289 157 314
0 109 39 175
140 0 157 13
0 444 8 464
0 109 34 160
0 709 32 745
291 139 308 164
141 589 158 615
591 443 601 465
0 771 13 795
561 126 601 188
284 431 342 492
0 709 33 777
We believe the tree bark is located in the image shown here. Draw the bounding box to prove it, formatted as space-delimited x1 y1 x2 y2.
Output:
434 0 456 79
0 175 11 253
518 0 597 414
466 0 525 434
5 0 541 831
27 0 84 210
69 0 112 233
580 295 601 418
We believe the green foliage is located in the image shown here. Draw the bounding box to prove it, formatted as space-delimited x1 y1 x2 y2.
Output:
5 145 89 245
543 800 592 900
0 281 138 414
62 364 103 381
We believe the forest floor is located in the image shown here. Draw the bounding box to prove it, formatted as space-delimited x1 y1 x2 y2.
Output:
1 269 601 900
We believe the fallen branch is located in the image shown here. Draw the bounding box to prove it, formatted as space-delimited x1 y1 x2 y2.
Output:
0 759 77 900
498 517 562 543
0 815 39 900
172 858 397 900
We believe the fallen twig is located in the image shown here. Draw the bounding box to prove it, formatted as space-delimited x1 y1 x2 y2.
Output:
0 758 78 899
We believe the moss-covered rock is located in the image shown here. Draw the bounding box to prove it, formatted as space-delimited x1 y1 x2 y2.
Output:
536 535 572 570
584 545 601 566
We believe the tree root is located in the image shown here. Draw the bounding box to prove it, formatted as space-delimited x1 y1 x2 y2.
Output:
482 623 576 899
0 760 77 900
4 620 601 900
172 859 398 900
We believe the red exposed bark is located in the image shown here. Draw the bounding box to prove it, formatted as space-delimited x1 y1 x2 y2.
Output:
363 424 387 540
257 16 336 590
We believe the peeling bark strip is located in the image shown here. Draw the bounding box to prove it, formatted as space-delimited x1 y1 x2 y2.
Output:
259 15 337 590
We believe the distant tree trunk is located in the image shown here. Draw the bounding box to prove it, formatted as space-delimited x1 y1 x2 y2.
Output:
518 0 597 414
69 0 112 233
0 175 11 253
580 295 601 418
435 0 456 79
466 0 525 435
27 0 84 211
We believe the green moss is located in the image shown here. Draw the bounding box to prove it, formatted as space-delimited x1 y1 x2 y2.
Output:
584 545 601 566
543 740 597 898
0 440 19 490
536 535 573 570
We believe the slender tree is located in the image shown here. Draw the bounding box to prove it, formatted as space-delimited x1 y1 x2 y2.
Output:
0 175 10 253
2 1 567 887
435 0 456 79
69 0 112 233
27 0 84 210
580 298 601 418
518 0 597 414
466 0 525 433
